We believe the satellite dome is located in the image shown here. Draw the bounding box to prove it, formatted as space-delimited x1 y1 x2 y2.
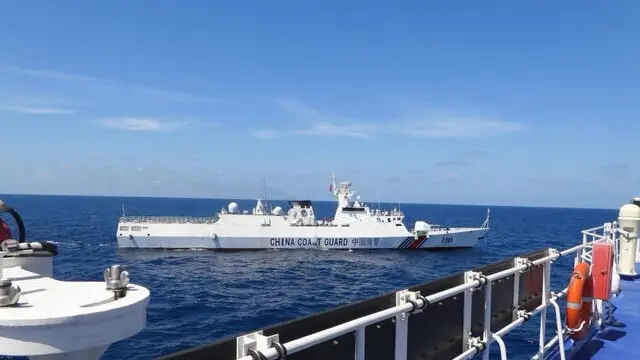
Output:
228 202 239 213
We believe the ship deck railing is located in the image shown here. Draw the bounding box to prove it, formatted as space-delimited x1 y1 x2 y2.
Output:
118 216 218 224
157 221 624 360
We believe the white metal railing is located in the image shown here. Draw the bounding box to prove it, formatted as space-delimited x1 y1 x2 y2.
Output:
118 216 218 224
233 221 621 360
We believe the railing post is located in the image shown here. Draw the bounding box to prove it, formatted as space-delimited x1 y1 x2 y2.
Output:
611 222 621 263
577 234 586 266
354 327 365 360
482 278 492 360
395 290 422 360
236 331 280 359
538 250 552 357
513 258 529 321
462 271 480 353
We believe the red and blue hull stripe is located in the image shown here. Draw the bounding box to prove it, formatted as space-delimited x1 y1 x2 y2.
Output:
397 235 428 249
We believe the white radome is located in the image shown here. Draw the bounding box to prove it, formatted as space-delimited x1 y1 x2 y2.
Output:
227 202 239 214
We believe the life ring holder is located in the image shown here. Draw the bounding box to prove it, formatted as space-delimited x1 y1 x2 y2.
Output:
300 209 308 217
565 262 593 341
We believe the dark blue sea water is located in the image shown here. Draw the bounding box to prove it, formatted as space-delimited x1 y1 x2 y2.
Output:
0 194 617 360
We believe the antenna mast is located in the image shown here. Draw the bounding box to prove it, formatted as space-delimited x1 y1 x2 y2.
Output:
262 178 271 213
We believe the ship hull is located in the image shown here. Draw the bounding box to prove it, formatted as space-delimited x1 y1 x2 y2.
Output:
116 228 488 250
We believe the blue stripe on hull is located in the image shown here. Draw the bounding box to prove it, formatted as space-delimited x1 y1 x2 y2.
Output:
396 236 414 249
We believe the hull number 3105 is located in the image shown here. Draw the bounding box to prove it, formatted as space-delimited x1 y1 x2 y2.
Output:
441 236 454 244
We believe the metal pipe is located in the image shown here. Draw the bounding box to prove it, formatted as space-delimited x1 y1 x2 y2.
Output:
492 333 508 360
581 224 607 233
451 347 477 360
539 259 551 356
532 335 561 360
354 327 365 360
549 298 566 360
561 243 585 257
487 245 589 284
452 289 569 360
238 292 434 360
482 279 492 360
427 280 483 303
486 252 556 282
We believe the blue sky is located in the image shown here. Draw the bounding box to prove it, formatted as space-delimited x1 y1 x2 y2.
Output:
0 1 638 208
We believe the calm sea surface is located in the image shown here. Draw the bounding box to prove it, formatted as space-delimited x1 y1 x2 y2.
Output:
0 194 616 359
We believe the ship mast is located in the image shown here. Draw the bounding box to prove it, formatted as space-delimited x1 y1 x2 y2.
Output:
262 178 271 214
329 173 338 198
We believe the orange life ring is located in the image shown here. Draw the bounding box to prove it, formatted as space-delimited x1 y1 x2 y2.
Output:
565 262 593 341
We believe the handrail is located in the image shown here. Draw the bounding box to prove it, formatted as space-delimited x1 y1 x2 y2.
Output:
226 220 621 360
233 237 601 360
118 216 218 224
492 333 507 360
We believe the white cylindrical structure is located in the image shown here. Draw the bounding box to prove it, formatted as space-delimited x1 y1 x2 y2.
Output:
611 264 621 295
617 198 640 277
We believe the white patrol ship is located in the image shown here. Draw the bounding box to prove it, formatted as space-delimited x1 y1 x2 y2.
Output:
115 175 490 250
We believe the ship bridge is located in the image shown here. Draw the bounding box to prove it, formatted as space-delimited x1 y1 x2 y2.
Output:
286 200 317 226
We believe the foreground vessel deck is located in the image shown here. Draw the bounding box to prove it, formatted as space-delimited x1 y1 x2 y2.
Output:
569 265 640 360
0 198 150 360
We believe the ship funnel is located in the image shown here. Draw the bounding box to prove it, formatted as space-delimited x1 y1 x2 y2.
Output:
617 198 640 277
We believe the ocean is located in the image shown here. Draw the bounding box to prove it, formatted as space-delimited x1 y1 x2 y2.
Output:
0 194 617 360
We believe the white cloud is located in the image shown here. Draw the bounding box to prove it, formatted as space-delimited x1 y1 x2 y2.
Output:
270 98 377 139
276 98 326 121
0 105 75 114
435 150 487 167
96 117 182 131
252 129 279 139
0 65 221 104
2 66 96 83
265 98 525 140
599 163 630 177
95 116 219 132
292 122 376 138
402 118 524 139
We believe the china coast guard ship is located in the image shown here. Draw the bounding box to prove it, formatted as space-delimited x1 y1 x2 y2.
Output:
116 176 490 250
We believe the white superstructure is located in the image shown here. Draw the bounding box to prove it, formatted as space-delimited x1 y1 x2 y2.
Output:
116 175 490 250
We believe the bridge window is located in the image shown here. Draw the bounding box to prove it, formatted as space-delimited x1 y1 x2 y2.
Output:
119 226 129 231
